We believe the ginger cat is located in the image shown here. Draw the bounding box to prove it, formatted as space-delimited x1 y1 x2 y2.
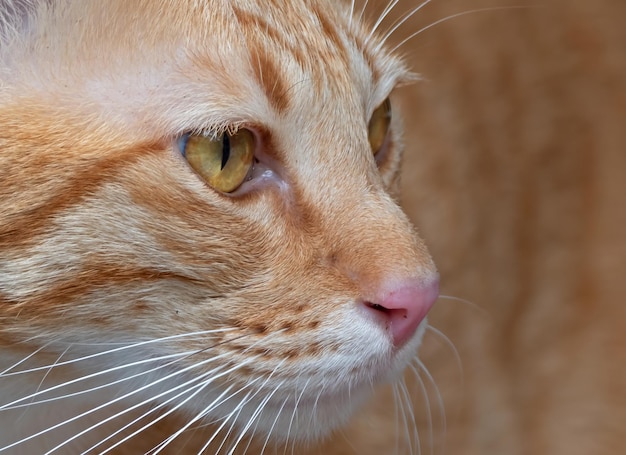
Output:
3 0 625 454
0 1 439 454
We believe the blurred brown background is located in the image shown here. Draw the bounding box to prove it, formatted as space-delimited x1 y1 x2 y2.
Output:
387 0 626 454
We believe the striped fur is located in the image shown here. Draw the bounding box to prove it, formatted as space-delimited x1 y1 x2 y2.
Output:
0 1 437 453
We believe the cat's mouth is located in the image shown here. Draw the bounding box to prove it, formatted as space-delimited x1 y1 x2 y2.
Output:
179 314 430 443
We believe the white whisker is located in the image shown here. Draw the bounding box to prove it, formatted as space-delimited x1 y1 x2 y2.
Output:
100 329 289 454
399 379 421 455
282 377 310 455
374 0 433 51
2 330 258 411
84 372 235 455
259 393 290 455
0 344 247 453
338 426 359 455
411 361 446 451
438 294 490 317
348 0 356 27
154 331 288 454
367 0 400 42
63 354 267 455
1 328 236 378
1 350 197 411
214 368 282 455
408 362 433 455
44 362 240 455
239 383 285 455
356 0 370 27
391 6 534 54
17 345 70 422
153 377 265 455
394 383 411 455
226 378 285 455
309 381 325 431
426 324 463 388
98 368 253 455
0 341 53 376
197 387 257 455
225 360 286 455
392 381 400 455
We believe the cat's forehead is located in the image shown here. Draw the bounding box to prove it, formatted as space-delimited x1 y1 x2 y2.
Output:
224 1 407 100
1 0 409 138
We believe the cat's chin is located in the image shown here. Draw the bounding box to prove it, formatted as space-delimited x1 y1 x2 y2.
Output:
210 385 370 445
186 318 429 446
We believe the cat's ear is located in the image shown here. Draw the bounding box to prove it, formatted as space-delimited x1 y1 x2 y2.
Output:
0 0 48 42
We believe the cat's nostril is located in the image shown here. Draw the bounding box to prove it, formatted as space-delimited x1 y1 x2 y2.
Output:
365 302 391 314
362 277 439 348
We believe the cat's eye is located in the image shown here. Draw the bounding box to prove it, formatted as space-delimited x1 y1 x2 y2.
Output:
179 129 255 193
368 98 392 155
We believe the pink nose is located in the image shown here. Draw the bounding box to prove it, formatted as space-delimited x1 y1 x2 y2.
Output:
364 277 439 348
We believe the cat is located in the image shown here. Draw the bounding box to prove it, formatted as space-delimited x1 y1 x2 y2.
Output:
0 0 441 453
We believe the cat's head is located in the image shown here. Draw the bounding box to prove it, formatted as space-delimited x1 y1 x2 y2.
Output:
0 0 438 447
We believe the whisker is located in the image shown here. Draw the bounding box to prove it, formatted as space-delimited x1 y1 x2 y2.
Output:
408 362 433 455
356 0 371 27
213 367 283 455
2 330 257 411
234 362 287 453
193 375 277 455
309 381 325 431
259 393 290 455
391 6 535 54
367 0 401 42
83 368 236 455
438 294 490 318
374 0 433 51
0 341 54 376
404 378 423 455
41 362 242 455
154 330 287 454
0 328 236 378
282 377 310 455
98 367 257 455
394 383 412 455
151 377 265 454
226 374 286 455
202 388 257 455
17 345 70 422
349 0 356 27
426 324 464 389
295 380 327 455
411 361 446 452
337 426 358 455
0 350 197 411
0 339 251 453
63 350 270 455
100 328 289 454
238 379 287 455
392 381 400 455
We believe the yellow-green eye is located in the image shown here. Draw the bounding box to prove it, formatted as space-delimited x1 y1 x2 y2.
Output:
368 98 391 155
180 129 255 193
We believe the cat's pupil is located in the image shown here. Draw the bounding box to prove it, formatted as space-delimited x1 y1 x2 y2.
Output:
221 134 230 170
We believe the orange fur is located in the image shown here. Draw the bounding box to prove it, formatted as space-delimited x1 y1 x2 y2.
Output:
4 0 623 453
0 1 437 453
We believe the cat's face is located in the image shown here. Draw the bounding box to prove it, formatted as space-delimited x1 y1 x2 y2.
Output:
0 0 437 449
